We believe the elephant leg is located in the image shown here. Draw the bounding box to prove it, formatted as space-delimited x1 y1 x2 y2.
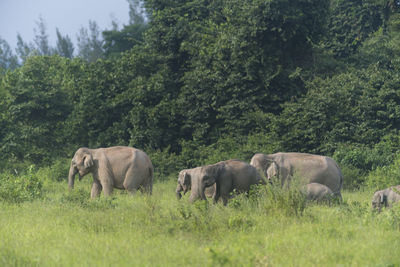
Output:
124 179 141 195
101 182 114 197
213 182 221 204
221 195 229 206
139 177 152 195
91 181 102 198
123 167 143 195
220 180 233 206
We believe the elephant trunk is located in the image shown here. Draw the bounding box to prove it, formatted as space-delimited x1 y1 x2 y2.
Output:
175 183 183 200
68 164 78 190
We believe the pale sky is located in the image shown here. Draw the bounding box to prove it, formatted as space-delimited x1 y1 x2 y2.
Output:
0 0 130 49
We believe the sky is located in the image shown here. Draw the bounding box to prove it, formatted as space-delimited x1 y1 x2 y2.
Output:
0 0 130 49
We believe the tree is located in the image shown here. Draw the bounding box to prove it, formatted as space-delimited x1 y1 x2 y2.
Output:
33 16 52 56
103 0 149 58
145 0 330 143
55 28 74 58
270 65 400 154
103 23 148 58
76 20 104 62
0 37 19 72
324 0 383 58
127 0 147 25
0 56 73 163
15 33 33 63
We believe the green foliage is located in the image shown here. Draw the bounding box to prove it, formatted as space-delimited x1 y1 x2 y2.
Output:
0 56 73 164
1 0 400 191
0 166 43 203
339 166 365 190
0 37 19 72
334 134 400 171
249 182 308 217
2 1 400 264
374 204 400 229
36 158 71 182
365 153 400 190
325 0 382 58
174 0 329 141
271 65 400 154
147 148 182 181
103 23 148 58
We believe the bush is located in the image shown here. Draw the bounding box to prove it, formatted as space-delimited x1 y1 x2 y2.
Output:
147 148 182 181
249 181 307 217
0 166 43 203
36 158 70 182
334 136 400 172
364 154 400 190
333 135 400 189
340 165 365 190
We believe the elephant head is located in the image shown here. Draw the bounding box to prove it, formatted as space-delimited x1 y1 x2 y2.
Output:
176 164 221 202
68 148 94 190
266 160 279 182
372 191 387 210
176 170 191 199
189 164 221 202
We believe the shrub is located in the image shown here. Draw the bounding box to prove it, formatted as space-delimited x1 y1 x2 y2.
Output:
0 166 43 203
333 135 400 189
147 148 182 181
334 142 395 173
36 158 70 182
364 154 400 190
340 166 365 190
249 181 307 217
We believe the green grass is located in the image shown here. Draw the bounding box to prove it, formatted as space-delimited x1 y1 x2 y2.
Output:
1 178 400 266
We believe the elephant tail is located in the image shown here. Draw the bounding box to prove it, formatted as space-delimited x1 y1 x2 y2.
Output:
332 162 343 200
148 166 154 194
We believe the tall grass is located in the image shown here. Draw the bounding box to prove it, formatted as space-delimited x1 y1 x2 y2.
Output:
1 171 400 266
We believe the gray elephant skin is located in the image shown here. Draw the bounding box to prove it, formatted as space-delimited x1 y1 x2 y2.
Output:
303 183 334 202
176 167 216 199
372 185 400 211
68 146 153 197
176 159 260 205
250 152 343 197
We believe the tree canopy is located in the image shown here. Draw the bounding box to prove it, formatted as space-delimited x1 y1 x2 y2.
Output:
1 0 400 177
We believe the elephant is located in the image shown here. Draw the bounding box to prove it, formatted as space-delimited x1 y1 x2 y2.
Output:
175 167 216 200
250 152 343 198
68 146 153 198
302 183 334 202
371 185 400 211
175 159 261 205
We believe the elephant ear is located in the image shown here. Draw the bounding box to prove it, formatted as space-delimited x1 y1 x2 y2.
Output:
380 193 387 205
183 172 191 187
266 161 279 179
83 153 94 169
202 164 222 186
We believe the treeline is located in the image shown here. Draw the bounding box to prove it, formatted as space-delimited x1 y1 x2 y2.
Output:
1 0 400 185
0 0 148 67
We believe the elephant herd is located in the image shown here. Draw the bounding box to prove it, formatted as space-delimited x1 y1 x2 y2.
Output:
68 146 400 210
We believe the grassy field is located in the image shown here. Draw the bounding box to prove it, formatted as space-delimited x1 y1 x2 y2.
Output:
1 177 400 267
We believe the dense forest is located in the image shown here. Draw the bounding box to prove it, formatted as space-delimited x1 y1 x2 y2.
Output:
1 0 400 188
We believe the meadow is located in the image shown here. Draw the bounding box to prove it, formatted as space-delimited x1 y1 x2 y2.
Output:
1 172 400 267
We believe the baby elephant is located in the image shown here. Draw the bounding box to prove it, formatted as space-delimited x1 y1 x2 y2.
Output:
372 185 400 211
175 160 261 205
302 183 334 202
